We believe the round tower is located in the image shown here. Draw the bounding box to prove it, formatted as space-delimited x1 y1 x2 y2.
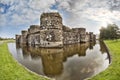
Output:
39 12 63 47
40 12 63 30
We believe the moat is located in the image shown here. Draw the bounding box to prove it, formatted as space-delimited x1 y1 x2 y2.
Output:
8 41 110 80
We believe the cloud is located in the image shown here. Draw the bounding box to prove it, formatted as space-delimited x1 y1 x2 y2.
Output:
28 0 55 11
1 0 120 27
0 15 7 26
109 0 120 11
0 7 4 13
57 0 120 29
0 0 56 27
0 0 120 38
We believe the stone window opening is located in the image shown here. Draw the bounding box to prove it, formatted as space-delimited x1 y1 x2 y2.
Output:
42 26 45 29
46 34 52 41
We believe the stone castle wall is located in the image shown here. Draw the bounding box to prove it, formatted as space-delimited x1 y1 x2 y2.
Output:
16 12 96 48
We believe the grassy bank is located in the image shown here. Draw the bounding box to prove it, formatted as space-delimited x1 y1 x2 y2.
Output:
0 41 49 80
90 40 120 80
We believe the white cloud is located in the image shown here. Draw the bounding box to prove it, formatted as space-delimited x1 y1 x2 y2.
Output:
57 0 120 31
28 0 55 11
0 0 120 35
0 7 4 13
0 15 7 26
0 0 15 5
0 0 56 27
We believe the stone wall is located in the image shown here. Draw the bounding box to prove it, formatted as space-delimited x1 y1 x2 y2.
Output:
63 31 78 44
21 30 28 44
16 12 96 48
28 25 40 33
72 28 86 42
27 32 40 46
63 28 86 44
85 32 90 42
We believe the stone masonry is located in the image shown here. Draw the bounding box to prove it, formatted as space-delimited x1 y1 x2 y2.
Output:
16 12 96 48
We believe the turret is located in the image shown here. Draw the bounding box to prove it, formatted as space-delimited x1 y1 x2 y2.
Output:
15 35 21 44
21 30 28 44
40 12 63 30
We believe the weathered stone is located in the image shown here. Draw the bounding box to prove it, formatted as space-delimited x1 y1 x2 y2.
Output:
16 35 21 44
21 30 28 44
16 12 96 48
28 25 40 33
40 12 62 30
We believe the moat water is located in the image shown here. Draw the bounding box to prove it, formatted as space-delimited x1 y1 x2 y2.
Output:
8 41 110 80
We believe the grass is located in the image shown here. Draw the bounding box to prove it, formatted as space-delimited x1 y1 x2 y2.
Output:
0 40 50 80
1 39 120 80
90 40 120 80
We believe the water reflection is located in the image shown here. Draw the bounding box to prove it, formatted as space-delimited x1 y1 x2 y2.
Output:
8 41 110 80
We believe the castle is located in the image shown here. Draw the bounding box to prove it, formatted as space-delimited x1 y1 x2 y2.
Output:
16 12 96 48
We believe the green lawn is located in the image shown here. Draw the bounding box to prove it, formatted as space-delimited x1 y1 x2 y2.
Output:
90 40 120 80
1 40 120 80
0 40 50 80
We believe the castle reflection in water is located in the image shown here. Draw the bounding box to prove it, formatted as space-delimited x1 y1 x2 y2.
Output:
15 41 108 77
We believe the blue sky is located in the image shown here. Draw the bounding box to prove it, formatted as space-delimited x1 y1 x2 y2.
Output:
0 0 120 38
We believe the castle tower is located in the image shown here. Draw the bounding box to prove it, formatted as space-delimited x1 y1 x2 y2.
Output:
21 30 28 45
40 12 62 30
39 12 63 47
16 35 21 44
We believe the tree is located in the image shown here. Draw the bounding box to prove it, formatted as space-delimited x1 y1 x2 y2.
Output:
100 24 120 40
116 30 120 38
0 37 3 40
100 27 107 39
108 24 119 40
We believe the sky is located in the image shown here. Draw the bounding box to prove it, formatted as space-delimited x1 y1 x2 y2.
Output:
0 0 120 38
